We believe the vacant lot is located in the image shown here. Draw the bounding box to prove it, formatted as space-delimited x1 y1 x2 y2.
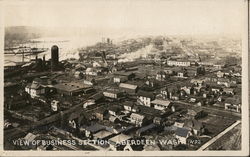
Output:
199 114 236 137
205 123 241 150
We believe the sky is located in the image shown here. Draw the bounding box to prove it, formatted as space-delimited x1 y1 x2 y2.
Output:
3 0 246 36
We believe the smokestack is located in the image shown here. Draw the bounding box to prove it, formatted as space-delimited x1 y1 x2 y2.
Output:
51 45 59 71
42 55 46 69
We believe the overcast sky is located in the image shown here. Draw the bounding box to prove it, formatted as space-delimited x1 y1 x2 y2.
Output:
3 0 246 36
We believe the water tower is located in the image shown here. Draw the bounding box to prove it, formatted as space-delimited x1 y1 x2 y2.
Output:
51 45 59 71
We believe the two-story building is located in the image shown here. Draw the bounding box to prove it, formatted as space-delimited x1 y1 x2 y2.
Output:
151 99 173 111
137 90 155 107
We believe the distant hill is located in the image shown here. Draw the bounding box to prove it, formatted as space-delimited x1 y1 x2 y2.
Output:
4 26 42 47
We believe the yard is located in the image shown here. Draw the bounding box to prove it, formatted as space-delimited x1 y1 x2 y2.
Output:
199 114 236 137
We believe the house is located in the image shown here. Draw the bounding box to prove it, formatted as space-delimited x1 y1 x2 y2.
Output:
209 84 222 94
108 106 122 116
114 71 135 80
123 101 139 112
109 134 132 151
224 97 241 113
175 127 191 144
109 115 120 123
183 119 205 136
167 86 180 100
113 76 128 83
103 88 124 99
25 78 46 98
181 85 194 95
151 99 172 111
92 61 102 67
190 78 205 86
144 79 159 89
163 68 174 75
51 100 60 111
74 71 84 79
85 67 99 76
83 93 104 108
160 87 169 99
93 108 108 121
119 83 138 94
202 91 211 98
194 86 203 95
189 97 199 103
160 85 179 100
204 76 218 83
216 71 225 78
137 90 155 107
83 99 95 108
217 96 227 102
174 122 184 128
214 63 224 70
171 94 180 101
223 88 235 95
83 78 96 86
67 110 87 130
186 108 205 119
177 70 188 78
217 78 231 87
153 117 163 125
156 71 168 81
80 123 106 138
130 113 146 127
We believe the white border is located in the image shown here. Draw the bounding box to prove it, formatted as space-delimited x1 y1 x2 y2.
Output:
0 0 249 156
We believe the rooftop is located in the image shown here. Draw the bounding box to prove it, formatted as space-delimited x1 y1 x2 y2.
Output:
104 88 123 94
175 127 190 138
130 113 145 120
151 99 171 107
53 82 91 92
119 83 138 90
114 71 134 76
83 123 105 133
137 90 155 99
93 130 113 139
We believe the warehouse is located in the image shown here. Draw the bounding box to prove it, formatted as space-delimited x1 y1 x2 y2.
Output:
53 82 92 96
